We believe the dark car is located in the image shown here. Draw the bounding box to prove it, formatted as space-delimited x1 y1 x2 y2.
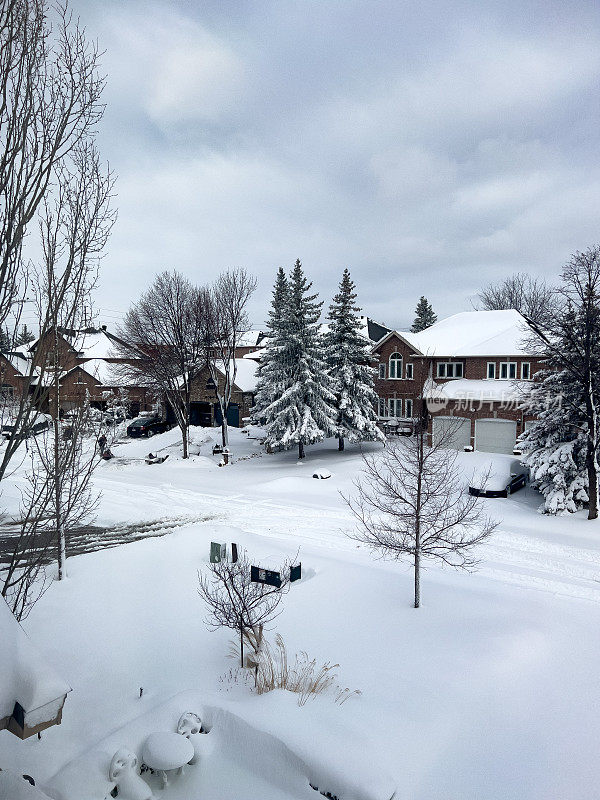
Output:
126 415 170 438
468 456 529 498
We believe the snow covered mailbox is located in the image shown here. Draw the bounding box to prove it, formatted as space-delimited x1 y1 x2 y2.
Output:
0 598 70 739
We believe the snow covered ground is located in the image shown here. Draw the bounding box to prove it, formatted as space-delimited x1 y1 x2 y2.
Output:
2 426 600 799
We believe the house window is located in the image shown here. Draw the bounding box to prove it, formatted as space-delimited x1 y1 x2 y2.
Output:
521 362 531 380
389 353 403 379
0 384 14 399
378 397 387 417
405 398 413 418
405 363 414 379
436 362 463 378
378 363 386 379
500 362 517 380
487 362 496 380
389 398 402 417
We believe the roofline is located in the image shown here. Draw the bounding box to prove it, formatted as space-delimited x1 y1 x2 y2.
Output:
371 330 424 355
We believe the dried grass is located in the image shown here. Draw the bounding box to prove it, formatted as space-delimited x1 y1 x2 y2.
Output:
254 634 361 707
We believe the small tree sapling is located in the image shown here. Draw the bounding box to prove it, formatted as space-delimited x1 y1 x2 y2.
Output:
198 549 292 667
344 423 497 608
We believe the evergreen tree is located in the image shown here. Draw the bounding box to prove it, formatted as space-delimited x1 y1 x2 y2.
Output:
411 296 437 332
520 366 589 514
15 324 35 347
323 268 384 451
260 259 336 459
0 326 11 352
520 268 600 516
252 267 290 424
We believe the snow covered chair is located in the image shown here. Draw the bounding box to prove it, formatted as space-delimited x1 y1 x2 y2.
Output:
109 749 154 800
177 712 208 765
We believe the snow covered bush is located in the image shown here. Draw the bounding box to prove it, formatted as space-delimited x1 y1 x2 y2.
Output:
520 369 590 514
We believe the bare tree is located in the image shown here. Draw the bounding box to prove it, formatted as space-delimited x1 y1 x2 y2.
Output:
198 549 291 667
343 425 497 608
0 0 104 337
2 398 101 619
204 268 257 448
477 273 557 326
0 0 107 478
113 271 206 459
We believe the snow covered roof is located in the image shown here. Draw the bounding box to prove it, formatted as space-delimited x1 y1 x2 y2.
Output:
229 358 258 392
237 330 265 348
376 310 536 357
424 377 528 404
69 329 119 360
61 359 127 388
0 597 70 726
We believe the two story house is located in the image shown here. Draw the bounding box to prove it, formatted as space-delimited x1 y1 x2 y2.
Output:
373 309 543 454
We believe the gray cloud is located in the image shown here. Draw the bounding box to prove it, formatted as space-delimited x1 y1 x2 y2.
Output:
71 0 600 331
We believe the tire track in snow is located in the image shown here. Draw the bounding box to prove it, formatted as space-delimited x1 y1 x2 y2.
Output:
96 475 600 603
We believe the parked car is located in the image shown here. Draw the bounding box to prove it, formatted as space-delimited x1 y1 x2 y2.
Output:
126 415 170 438
468 455 529 498
1 413 51 439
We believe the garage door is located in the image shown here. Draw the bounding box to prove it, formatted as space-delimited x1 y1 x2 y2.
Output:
475 419 517 454
432 416 471 450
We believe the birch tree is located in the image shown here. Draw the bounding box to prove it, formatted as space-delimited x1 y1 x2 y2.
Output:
34 142 114 580
204 268 257 448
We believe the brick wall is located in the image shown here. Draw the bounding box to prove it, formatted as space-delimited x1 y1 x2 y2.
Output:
189 366 254 425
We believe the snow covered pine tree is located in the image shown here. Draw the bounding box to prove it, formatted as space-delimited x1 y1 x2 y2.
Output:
519 253 600 517
252 267 290 425
520 365 589 514
411 296 437 333
259 260 336 459
323 269 384 451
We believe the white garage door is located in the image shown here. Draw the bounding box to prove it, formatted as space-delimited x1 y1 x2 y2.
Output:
432 416 471 450
475 419 517 454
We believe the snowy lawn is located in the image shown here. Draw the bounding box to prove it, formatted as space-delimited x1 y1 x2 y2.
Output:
2 427 600 799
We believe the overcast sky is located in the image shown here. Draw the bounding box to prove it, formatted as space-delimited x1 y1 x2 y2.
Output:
65 0 600 332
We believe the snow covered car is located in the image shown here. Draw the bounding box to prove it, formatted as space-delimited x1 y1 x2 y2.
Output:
468 455 529 498
126 415 170 438
1 414 51 439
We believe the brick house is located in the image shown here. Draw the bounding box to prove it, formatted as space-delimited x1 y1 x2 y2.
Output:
187 359 257 428
16 327 155 417
372 310 543 454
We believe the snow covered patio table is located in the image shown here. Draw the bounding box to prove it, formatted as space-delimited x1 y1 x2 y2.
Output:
141 732 194 789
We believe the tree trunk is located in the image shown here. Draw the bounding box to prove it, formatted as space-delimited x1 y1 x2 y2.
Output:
240 617 244 667
587 442 598 520
221 418 228 448
586 376 598 520
182 425 189 459
414 548 420 608
298 441 305 460
338 436 344 451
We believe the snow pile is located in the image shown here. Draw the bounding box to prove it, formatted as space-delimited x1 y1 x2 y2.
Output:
45 691 395 800
0 597 70 724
